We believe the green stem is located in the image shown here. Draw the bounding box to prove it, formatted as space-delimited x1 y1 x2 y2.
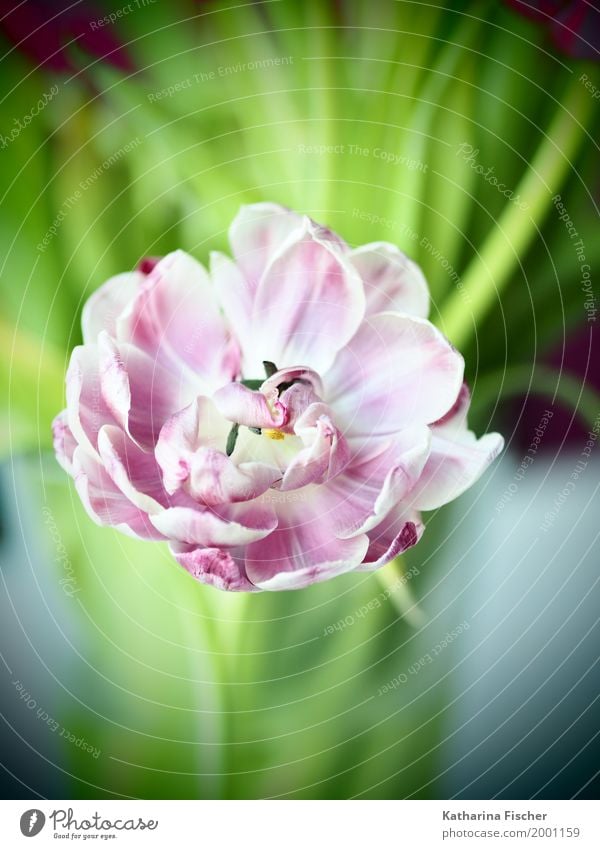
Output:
375 557 425 629
440 75 595 349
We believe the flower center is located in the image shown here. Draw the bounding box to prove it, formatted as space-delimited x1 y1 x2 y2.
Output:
225 361 304 455
263 428 285 441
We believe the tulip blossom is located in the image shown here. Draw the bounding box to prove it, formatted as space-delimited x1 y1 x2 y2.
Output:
52 203 503 591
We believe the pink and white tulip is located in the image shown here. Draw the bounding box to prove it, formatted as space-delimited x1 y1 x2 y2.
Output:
53 203 503 591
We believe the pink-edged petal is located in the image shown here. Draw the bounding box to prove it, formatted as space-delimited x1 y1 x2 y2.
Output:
156 399 281 502
97 425 169 514
228 202 304 288
72 447 165 541
212 382 287 430
155 399 200 494
250 218 366 374
98 332 182 451
325 312 464 435
210 251 255 366
52 410 77 474
119 250 240 394
170 543 257 592
319 425 431 537
66 345 117 456
189 449 281 505
81 270 143 344
244 501 369 591
155 397 231 493
260 365 324 400
407 381 504 510
149 502 277 547
280 402 349 491
357 508 425 571
409 429 504 511
431 381 471 432
349 242 429 318
275 380 322 434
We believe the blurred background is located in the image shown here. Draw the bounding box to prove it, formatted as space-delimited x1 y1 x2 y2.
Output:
0 0 599 799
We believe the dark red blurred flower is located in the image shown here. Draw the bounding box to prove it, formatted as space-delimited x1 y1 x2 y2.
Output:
505 1 600 60
0 0 135 74
512 323 600 452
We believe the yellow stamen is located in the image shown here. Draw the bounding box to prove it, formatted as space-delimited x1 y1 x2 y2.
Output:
263 428 284 441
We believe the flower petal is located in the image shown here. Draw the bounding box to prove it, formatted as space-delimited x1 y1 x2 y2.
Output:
81 271 143 344
358 508 425 571
244 501 369 591
52 410 77 474
409 430 504 510
318 425 431 537
407 382 504 510
349 242 429 318
149 502 277 547
66 345 117 456
98 332 182 451
280 402 350 491
119 250 240 394
249 218 366 374
228 202 304 288
72 447 164 541
97 425 168 514
155 396 232 493
259 366 324 401
189 449 281 506
212 382 287 430
170 544 256 592
325 312 464 435
155 399 281 503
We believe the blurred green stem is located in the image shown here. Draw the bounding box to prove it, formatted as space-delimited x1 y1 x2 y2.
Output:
376 557 426 629
440 76 595 348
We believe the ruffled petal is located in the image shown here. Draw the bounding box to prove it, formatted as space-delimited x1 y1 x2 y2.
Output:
170 544 256 592
155 397 232 493
349 242 429 318
149 502 277 547
212 382 287 429
155 399 281 503
249 217 366 374
98 332 182 451
244 501 369 591
280 402 350 491
188 449 280 505
52 410 77 474
97 425 169 514
210 251 255 368
275 380 322 434
317 425 431 537
119 250 240 394
81 271 143 344
325 312 464 435
259 365 324 401
358 508 425 571
409 430 504 510
228 202 304 288
72 447 164 541
66 345 118 456
407 383 504 510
